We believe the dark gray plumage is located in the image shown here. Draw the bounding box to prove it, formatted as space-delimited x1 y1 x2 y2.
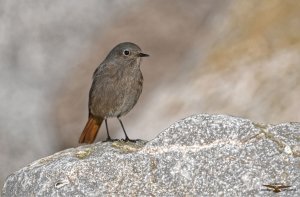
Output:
79 42 149 143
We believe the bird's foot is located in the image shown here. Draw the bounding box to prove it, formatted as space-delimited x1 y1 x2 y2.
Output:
103 137 118 142
122 138 141 143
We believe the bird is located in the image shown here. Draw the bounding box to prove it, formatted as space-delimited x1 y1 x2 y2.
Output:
79 42 149 144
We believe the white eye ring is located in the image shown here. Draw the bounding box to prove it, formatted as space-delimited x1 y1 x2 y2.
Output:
123 50 130 56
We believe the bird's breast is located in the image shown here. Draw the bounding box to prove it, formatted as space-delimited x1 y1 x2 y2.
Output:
108 69 143 117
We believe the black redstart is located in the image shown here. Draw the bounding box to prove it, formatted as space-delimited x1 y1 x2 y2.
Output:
79 42 149 144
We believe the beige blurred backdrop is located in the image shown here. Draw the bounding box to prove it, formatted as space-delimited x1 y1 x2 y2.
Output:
1 0 300 187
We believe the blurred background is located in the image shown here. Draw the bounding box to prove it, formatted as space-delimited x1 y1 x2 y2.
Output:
1 0 300 187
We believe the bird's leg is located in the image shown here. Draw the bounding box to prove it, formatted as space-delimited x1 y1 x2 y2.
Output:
117 117 136 142
104 119 113 142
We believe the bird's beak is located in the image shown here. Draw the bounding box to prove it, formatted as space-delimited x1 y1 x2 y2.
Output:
138 52 149 57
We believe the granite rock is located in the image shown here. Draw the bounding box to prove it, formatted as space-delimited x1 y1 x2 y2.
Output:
2 114 300 196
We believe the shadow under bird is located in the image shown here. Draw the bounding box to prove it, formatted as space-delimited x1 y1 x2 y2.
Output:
79 42 149 144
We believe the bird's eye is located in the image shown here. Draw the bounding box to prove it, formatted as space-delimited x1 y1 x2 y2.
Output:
123 50 130 56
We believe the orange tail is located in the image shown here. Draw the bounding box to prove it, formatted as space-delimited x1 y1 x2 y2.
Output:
79 115 103 144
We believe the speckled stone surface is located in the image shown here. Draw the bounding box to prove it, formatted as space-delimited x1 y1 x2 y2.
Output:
2 114 300 196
